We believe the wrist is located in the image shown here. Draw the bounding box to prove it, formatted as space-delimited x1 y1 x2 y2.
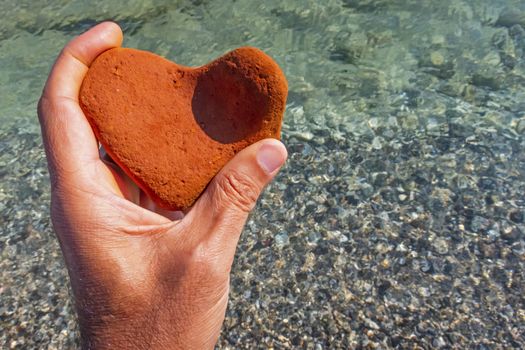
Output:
75 292 170 350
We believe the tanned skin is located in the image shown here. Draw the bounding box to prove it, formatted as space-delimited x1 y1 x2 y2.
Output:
37 22 287 349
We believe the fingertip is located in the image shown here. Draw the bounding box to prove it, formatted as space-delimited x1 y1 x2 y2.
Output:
256 138 288 174
94 21 124 47
67 21 123 64
98 20 122 31
42 21 125 101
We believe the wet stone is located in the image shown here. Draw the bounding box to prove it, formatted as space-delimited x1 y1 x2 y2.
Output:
496 7 525 28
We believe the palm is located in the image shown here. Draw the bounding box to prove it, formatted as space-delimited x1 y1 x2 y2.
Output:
63 156 231 350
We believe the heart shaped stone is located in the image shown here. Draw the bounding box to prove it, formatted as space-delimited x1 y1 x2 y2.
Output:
79 47 287 210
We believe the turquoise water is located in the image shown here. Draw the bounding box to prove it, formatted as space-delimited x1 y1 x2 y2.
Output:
1 0 525 348
2 0 524 136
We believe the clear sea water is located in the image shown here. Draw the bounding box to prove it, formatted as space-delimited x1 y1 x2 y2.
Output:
1 0 524 348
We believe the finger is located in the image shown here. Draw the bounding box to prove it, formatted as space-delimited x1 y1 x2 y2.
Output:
101 156 141 202
139 191 185 221
41 21 123 102
184 139 287 249
102 146 185 220
38 22 123 179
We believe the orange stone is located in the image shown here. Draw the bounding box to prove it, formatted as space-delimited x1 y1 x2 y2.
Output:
79 47 287 210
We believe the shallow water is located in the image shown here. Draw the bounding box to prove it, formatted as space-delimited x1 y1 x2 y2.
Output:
1 0 525 348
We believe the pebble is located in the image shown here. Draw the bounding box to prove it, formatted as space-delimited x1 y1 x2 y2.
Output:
2 1 525 349
430 51 445 66
80 47 287 211
432 238 449 255
496 7 525 28
274 232 289 247
371 136 383 150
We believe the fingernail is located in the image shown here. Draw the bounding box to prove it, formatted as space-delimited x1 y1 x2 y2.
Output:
257 140 287 174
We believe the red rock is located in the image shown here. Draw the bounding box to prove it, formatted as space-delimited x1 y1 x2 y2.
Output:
79 47 287 210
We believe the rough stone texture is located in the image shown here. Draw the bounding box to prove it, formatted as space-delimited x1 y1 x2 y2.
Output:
80 47 287 210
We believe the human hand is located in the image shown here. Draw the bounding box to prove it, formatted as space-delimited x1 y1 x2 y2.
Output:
37 22 287 349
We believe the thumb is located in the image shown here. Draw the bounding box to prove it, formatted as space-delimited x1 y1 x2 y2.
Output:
186 138 287 240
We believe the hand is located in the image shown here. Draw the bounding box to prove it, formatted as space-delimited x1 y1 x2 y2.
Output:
37 22 287 349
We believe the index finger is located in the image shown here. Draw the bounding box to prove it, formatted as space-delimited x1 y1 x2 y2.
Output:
42 21 123 101
38 22 123 178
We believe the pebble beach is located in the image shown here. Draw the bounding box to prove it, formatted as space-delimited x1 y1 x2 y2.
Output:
1 0 524 348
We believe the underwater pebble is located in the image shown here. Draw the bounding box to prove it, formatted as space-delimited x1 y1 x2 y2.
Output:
430 51 445 66
2 1 525 349
496 7 525 28
432 238 449 255
274 232 289 247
